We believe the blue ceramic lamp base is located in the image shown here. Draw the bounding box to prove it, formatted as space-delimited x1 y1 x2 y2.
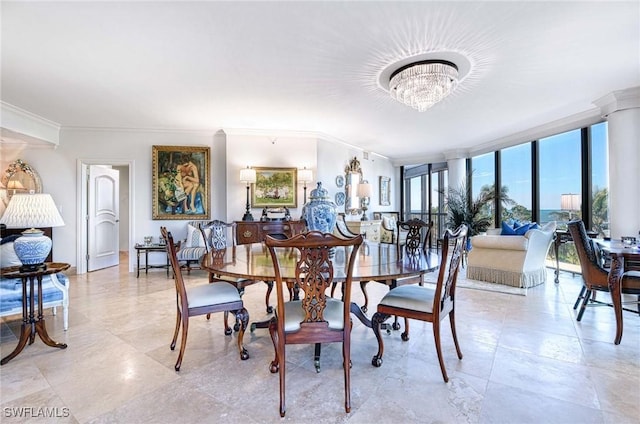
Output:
13 229 52 272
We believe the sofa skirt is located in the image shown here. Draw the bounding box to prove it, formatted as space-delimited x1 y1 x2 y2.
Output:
466 266 547 288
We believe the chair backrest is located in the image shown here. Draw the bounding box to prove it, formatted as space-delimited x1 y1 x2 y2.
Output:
567 220 608 287
335 213 358 239
396 219 433 256
200 220 236 251
265 231 363 328
161 226 189 311
433 224 468 317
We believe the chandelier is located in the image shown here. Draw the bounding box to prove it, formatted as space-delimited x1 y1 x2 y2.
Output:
389 60 459 111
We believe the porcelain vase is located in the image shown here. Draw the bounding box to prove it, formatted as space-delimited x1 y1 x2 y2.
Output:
302 182 337 234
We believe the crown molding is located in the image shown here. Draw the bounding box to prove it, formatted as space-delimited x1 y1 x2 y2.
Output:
593 86 640 118
0 102 61 146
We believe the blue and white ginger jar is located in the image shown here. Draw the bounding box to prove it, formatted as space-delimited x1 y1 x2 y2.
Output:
302 182 337 234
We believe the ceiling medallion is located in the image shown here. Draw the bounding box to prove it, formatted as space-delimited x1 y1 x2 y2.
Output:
389 60 459 112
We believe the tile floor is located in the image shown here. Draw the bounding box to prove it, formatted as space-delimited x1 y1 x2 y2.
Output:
1 258 639 423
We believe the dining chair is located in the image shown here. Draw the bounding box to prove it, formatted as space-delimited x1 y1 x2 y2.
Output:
200 220 260 329
371 224 467 383
360 219 434 316
567 220 640 343
161 226 249 371
265 230 363 417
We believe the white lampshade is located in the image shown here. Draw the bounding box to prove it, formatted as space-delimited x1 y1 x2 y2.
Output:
357 182 372 198
239 167 257 184
0 193 64 271
0 193 65 228
560 193 581 211
298 169 313 184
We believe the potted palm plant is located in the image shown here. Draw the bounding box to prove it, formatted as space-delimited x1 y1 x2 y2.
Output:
445 182 513 248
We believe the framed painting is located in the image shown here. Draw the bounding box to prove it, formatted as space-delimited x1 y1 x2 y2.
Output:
379 176 391 206
251 167 297 208
152 145 210 220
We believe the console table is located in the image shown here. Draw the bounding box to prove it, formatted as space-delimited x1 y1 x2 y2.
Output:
235 220 307 245
0 262 70 365
135 244 169 278
553 228 598 283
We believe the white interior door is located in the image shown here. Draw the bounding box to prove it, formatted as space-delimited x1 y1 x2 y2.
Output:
88 165 120 271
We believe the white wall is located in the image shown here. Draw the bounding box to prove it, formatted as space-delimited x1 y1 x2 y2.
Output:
10 128 398 270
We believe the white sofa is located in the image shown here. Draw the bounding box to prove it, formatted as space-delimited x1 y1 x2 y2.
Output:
466 222 556 288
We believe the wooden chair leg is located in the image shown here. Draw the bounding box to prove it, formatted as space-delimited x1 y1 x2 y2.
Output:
175 316 189 371
573 286 586 310
278 330 287 417
449 310 463 360
170 308 181 350
401 317 410 341
223 311 232 335
432 320 449 382
343 333 351 413
576 289 592 321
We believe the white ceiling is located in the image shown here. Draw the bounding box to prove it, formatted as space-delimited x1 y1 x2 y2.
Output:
2 1 639 165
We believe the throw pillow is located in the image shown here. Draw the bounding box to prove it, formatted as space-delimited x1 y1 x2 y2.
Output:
514 223 530 235
0 242 22 268
382 216 396 231
185 224 205 248
501 221 517 235
529 222 540 230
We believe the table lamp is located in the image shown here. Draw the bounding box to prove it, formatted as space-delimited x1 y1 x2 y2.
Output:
357 182 372 221
298 168 313 205
0 193 65 271
240 167 257 221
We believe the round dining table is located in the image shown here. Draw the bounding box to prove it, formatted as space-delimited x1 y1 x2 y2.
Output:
200 241 440 328
594 239 640 344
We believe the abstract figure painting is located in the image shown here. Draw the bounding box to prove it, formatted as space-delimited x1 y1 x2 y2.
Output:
152 145 210 220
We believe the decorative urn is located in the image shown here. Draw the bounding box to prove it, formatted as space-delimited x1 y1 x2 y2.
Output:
302 182 338 234
13 229 52 271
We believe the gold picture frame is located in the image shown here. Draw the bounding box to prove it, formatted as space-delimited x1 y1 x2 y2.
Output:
251 167 297 208
152 145 210 220
379 176 391 206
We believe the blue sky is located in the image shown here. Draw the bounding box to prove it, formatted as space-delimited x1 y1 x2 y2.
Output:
472 122 608 210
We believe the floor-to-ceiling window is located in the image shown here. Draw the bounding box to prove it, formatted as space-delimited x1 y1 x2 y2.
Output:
470 152 496 224
539 129 582 227
590 122 609 237
403 121 609 274
501 143 533 222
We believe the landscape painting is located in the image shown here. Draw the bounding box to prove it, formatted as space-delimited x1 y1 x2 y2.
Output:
252 167 297 208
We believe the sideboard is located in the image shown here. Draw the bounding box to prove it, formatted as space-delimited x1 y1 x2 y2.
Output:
235 220 307 245
345 220 382 242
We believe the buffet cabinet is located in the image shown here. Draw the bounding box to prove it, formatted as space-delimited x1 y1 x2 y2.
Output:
235 220 307 245
345 220 382 242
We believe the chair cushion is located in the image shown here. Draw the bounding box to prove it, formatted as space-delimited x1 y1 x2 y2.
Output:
0 273 69 313
186 281 241 309
379 284 435 313
281 298 345 332
176 246 207 261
